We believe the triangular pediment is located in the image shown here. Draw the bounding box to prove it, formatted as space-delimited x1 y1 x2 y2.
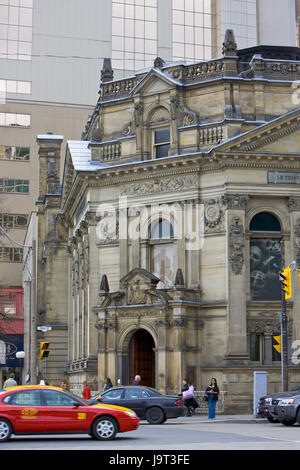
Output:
130 68 181 96
215 108 300 154
120 268 160 287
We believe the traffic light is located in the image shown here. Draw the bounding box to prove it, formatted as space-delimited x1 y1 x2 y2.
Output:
280 268 292 300
40 341 50 359
272 335 281 355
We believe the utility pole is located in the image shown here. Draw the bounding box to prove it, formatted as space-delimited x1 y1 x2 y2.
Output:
281 286 289 391
30 240 37 384
279 263 292 392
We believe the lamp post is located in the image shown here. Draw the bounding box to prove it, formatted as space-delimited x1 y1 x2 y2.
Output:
16 351 25 385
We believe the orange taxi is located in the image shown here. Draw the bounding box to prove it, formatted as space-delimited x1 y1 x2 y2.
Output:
0 385 139 442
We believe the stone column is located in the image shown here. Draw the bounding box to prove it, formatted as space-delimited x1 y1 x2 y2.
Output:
96 314 106 391
169 313 187 394
155 318 169 393
223 194 250 363
86 212 101 364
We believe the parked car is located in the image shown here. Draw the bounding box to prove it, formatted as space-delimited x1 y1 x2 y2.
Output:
88 386 186 424
0 385 139 442
268 392 300 426
257 385 300 423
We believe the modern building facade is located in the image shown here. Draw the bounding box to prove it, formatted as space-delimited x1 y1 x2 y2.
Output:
31 29 300 412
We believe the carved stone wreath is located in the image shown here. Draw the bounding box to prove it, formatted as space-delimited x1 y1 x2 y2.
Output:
204 200 221 227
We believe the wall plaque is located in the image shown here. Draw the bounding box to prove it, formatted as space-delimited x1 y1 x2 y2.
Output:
268 171 300 184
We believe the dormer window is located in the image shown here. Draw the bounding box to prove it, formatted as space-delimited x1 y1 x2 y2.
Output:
153 128 170 159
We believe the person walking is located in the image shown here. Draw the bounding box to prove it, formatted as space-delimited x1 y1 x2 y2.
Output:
205 378 219 419
181 379 196 416
82 381 91 399
104 377 113 391
133 375 141 385
3 373 17 388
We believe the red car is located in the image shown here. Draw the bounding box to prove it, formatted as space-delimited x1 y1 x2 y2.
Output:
0 385 139 442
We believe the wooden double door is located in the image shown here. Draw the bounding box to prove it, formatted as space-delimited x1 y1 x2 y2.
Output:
129 329 155 388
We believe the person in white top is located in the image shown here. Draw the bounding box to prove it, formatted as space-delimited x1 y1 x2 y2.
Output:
3 373 17 388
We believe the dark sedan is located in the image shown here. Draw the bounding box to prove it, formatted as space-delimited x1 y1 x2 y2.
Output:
88 386 186 424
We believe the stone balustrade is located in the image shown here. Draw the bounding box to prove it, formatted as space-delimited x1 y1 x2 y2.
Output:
91 141 121 161
199 125 225 146
101 77 139 101
193 391 226 415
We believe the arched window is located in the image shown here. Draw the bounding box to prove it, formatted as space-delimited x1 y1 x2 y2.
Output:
147 106 171 159
249 212 281 232
150 218 174 239
150 218 174 288
249 212 282 301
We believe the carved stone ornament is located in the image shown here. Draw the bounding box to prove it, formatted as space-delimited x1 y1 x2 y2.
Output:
229 242 244 275
222 29 237 57
128 282 148 305
288 197 300 212
121 121 134 136
101 58 114 83
247 316 292 336
170 95 198 126
228 215 245 275
222 194 249 210
154 57 166 69
294 218 300 267
183 107 198 126
121 174 198 196
229 215 244 236
96 211 119 244
204 198 224 232
134 102 144 127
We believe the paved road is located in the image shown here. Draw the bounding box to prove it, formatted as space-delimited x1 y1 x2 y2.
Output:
1 415 300 451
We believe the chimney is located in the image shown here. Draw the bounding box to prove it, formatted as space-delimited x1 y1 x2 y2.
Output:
36 134 63 203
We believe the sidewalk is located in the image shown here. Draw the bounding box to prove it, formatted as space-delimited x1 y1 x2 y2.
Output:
173 414 266 424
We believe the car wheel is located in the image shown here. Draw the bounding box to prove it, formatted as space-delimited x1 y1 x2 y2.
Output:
267 415 279 423
92 416 118 440
146 407 165 424
281 419 296 426
0 418 12 442
297 408 300 425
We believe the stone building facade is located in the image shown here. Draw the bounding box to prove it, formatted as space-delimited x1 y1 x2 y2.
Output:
35 31 300 412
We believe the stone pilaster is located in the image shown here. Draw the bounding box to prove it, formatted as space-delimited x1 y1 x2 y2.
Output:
223 194 250 364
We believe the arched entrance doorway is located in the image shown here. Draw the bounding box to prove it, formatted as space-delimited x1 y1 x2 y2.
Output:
129 329 155 388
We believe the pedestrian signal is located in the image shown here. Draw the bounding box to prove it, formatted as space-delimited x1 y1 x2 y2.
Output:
280 268 292 300
272 335 281 355
40 341 50 359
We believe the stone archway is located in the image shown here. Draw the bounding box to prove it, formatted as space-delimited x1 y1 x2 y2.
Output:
128 329 155 388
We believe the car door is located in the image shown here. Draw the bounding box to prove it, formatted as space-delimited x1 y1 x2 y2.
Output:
41 389 88 432
3 389 46 433
121 388 149 418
